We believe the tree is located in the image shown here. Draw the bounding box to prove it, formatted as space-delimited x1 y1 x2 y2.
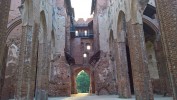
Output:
76 70 90 93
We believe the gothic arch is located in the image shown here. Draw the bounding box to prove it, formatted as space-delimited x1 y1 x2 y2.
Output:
109 29 115 61
72 67 91 94
117 11 126 32
7 16 22 38
117 11 126 42
74 67 90 76
39 11 47 43
51 30 55 57
142 15 159 34
6 16 22 48
109 29 114 49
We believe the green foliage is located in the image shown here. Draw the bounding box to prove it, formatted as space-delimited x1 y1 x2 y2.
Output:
76 70 90 93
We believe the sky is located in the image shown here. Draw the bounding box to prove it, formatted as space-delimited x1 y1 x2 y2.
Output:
71 0 92 21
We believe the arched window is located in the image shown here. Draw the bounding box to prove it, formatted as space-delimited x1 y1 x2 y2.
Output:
75 30 79 36
84 30 88 36
83 53 87 58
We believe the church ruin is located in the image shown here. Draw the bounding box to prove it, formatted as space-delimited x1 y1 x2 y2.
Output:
0 0 177 100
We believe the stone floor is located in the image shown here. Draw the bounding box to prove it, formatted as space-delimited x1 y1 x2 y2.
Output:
48 93 173 100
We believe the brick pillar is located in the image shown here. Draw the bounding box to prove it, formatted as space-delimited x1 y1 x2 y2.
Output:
35 40 49 100
16 25 36 100
15 1 39 99
71 71 77 94
156 0 177 99
91 68 95 94
116 42 131 98
66 16 71 53
154 40 172 96
0 0 11 98
35 14 49 99
127 23 154 100
0 45 9 99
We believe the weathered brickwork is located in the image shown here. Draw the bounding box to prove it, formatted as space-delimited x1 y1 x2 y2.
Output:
0 0 176 99
127 23 154 100
94 51 117 95
116 42 131 98
1 44 19 100
0 0 11 99
15 25 35 100
49 56 71 96
91 0 154 99
156 0 177 99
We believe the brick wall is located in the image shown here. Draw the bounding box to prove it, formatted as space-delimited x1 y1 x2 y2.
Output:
0 0 11 99
156 0 177 99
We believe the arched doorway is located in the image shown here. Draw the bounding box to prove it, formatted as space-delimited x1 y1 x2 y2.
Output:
71 67 94 94
76 70 90 93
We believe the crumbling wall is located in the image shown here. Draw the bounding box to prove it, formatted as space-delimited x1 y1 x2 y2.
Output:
49 56 71 96
1 44 19 100
94 52 117 95
48 0 71 96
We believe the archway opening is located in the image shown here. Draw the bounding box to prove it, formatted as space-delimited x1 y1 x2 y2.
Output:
143 22 161 95
76 70 90 93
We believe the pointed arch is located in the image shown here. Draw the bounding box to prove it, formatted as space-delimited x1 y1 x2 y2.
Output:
7 16 22 38
39 11 47 43
117 11 126 42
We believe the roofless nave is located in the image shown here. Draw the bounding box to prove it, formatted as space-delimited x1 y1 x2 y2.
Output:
0 0 177 100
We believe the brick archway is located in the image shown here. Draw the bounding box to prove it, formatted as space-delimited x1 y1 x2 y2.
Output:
7 16 22 39
71 66 95 94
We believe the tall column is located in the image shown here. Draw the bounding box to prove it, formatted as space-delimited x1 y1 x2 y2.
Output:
127 23 154 100
156 0 177 99
0 0 11 98
71 71 77 94
16 25 36 100
35 38 49 100
116 41 131 98
66 16 71 53
15 0 37 99
35 12 49 99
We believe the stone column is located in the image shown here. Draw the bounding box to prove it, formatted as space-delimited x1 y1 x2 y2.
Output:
0 0 11 98
116 41 131 98
16 25 36 100
127 23 154 100
35 14 49 99
15 0 38 99
90 66 95 94
71 71 77 94
0 45 9 99
66 16 71 53
156 0 177 99
35 39 49 100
